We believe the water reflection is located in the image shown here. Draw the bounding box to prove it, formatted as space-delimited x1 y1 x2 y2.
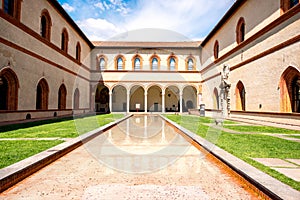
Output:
84 115 191 173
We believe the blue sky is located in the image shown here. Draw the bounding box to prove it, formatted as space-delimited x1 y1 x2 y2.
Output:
57 0 236 41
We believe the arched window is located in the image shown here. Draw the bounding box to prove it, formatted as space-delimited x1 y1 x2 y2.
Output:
132 55 143 70
76 42 81 62
185 56 195 71
134 58 141 70
117 57 123 70
236 81 246 111
40 9 52 41
3 0 21 20
61 28 69 53
170 58 176 71
281 0 299 13
214 40 219 59
36 78 49 110
188 59 194 70
152 58 158 70
115 55 125 70
99 58 106 70
280 66 300 113
0 68 19 110
213 88 219 110
58 84 67 110
236 17 245 44
167 55 178 71
73 88 80 109
150 55 160 70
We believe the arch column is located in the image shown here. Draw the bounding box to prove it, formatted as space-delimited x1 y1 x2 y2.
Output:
127 90 130 113
109 90 113 112
162 90 165 113
179 90 183 113
144 90 148 113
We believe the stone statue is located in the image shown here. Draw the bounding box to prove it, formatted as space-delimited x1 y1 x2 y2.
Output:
221 64 231 117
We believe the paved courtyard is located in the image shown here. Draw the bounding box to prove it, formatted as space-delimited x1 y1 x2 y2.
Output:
0 116 259 199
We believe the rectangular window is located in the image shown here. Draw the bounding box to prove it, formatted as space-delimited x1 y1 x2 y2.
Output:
290 0 299 8
3 0 14 16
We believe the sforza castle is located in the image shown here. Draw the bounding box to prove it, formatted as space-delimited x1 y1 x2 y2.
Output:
0 0 299 124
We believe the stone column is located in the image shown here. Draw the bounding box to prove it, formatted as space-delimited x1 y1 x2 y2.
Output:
179 90 183 113
144 91 148 113
109 90 113 113
162 90 165 113
127 90 130 113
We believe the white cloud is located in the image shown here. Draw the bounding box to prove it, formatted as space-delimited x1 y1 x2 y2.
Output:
123 0 233 40
94 2 105 12
76 18 125 41
63 0 235 41
62 3 75 12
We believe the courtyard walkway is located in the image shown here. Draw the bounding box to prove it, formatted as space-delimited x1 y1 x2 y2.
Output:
1 115 258 199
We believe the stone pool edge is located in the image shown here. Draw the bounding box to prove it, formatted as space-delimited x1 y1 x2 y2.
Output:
160 114 300 200
0 114 132 193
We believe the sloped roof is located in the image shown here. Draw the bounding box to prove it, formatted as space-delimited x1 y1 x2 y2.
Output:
92 41 201 48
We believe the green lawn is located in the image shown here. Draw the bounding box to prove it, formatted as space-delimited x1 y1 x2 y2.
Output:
223 125 300 134
0 140 63 169
0 114 124 169
0 114 124 138
165 114 300 191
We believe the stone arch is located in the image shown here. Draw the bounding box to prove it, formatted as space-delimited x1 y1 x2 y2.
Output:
183 85 197 111
95 84 110 113
279 66 300 113
0 68 19 110
147 85 162 112
58 84 67 110
236 81 246 111
73 88 80 110
36 78 49 110
112 85 127 112
130 85 145 112
165 85 180 112
213 87 219 110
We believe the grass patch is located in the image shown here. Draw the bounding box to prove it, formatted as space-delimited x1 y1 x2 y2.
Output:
286 135 300 139
165 114 300 191
0 114 124 169
0 114 124 138
224 125 300 134
0 140 63 169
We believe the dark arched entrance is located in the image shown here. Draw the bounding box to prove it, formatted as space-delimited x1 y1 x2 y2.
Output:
36 78 49 110
95 84 110 113
0 68 19 110
236 81 246 111
58 84 67 110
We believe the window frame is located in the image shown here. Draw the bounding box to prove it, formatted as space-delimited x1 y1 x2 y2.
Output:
281 0 299 13
214 40 219 60
236 17 245 44
131 54 143 70
97 55 108 71
61 28 69 53
185 56 196 71
114 55 126 70
40 9 52 41
2 0 22 20
149 55 161 71
76 42 81 62
167 55 178 71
